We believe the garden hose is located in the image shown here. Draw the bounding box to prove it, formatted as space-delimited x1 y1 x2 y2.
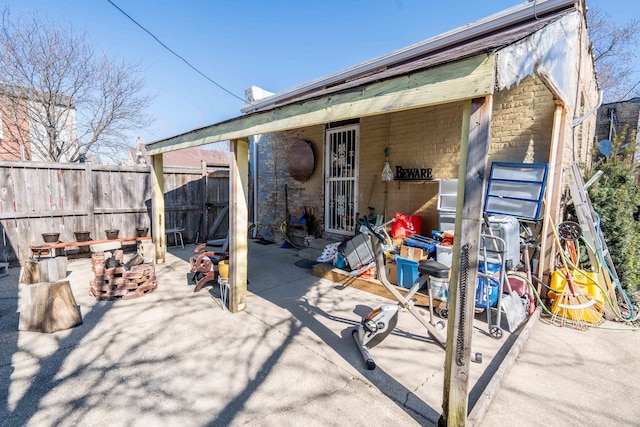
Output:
507 271 640 330
504 218 633 328
280 220 305 249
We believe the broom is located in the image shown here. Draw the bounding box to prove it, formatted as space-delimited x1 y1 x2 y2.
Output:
548 217 603 330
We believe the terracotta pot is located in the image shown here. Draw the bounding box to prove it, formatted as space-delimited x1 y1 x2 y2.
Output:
105 229 120 240
74 231 91 242
42 233 60 243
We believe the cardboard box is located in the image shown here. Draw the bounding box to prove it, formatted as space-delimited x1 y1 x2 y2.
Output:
386 262 398 285
400 244 428 261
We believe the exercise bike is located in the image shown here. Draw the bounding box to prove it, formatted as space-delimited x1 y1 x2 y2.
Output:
351 220 454 370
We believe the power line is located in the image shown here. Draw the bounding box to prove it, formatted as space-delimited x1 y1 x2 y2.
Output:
105 0 248 104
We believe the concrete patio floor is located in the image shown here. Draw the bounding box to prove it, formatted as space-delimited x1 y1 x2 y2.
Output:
1 240 638 426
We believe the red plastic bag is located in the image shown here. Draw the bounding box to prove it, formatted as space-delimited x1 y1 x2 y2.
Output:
391 212 422 238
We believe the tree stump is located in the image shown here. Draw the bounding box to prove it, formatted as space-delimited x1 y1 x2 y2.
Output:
20 257 68 284
18 280 83 333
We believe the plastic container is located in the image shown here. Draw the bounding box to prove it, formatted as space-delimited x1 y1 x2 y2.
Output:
481 215 520 269
548 269 604 323
430 276 449 301
436 244 453 268
395 255 419 289
437 179 458 212
475 261 500 309
505 274 529 296
438 211 455 232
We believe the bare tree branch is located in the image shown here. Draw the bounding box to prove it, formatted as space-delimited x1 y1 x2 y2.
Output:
587 6 640 103
0 7 153 163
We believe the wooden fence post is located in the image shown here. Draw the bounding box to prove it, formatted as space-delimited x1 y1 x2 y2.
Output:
84 161 96 241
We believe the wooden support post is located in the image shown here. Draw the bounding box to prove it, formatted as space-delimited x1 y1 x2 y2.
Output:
537 102 566 285
201 159 208 244
229 138 249 313
151 154 166 264
18 280 82 333
441 96 493 427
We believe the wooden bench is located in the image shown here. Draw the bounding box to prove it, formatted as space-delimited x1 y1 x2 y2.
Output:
30 236 152 258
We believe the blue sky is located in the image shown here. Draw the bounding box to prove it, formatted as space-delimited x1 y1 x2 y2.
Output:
3 0 639 147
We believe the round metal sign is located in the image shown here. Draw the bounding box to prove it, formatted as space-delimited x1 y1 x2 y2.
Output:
287 140 315 182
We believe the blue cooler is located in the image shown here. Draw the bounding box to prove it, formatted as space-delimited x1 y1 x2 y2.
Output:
475 261 500 309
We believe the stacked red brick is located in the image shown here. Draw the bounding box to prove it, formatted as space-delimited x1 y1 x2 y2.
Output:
90 250 157 300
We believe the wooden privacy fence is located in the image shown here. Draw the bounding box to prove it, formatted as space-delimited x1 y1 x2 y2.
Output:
0 160 229 264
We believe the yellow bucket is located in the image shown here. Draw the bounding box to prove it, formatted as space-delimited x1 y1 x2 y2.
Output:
218 260 229 279
548 269 604 323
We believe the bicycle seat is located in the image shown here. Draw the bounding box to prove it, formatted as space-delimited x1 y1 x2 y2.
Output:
418 259 450 278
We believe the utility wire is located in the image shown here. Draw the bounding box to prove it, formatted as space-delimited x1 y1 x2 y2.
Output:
621 79 640 101
105 0 248 104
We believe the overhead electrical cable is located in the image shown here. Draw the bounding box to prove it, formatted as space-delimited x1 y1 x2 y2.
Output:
105 0 248 104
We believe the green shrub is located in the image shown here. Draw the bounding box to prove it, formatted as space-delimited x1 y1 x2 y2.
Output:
584 126 640 292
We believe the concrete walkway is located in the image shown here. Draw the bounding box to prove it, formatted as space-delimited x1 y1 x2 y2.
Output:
479 316 640 426
1 241 638 426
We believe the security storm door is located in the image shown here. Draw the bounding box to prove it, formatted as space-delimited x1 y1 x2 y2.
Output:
325 124 359 235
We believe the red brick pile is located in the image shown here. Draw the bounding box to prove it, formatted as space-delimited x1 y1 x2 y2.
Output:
90 250 157 300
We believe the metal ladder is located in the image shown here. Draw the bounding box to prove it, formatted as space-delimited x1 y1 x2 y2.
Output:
563 163 619 303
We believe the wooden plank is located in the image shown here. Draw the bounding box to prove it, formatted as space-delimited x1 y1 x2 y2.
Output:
146 55 496 155
538 102 565 288
207 205 229 240
30 236 151 249
312 262 446 308
442 96 493 427
0 210 88 220
229 139 249 313
93 208 153 214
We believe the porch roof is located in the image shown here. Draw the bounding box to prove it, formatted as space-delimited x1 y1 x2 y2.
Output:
146 0 577 155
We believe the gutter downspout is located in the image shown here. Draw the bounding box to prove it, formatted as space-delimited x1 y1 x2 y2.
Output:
572 90 604 128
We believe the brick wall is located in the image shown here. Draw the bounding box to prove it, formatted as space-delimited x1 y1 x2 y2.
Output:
359 104 464 234
490 76 555 163
0 95 31 161
255 125 324 242
254 73 594 243
595 98 640 156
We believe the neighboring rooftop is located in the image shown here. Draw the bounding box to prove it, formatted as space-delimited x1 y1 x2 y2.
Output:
132 139 229 167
